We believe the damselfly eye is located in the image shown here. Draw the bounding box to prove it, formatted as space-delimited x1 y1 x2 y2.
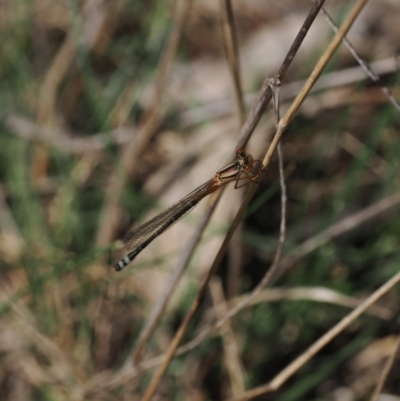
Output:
236 149 246 159
236 150 250 169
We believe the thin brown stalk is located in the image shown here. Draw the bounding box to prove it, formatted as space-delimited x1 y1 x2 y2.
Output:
219 0 246 302
225 287 392 320
339 131 388 177
4 114 134 155
225 271 400 401
37 40 74 127
319 4 400 113
276 0 369 139
237 0 326 149
37 0 109 126
283 190 400 273
0 185 24 262
140 186 257 401
369 334 400 401
220 0 245 127
227 225 244 299
209 278 245 397
130 189 223 365
196 78 288 349
165 138 286 366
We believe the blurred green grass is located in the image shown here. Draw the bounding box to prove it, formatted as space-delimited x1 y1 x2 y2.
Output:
0 1 400 400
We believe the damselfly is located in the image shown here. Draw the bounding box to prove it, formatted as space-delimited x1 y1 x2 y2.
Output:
113 149 257 271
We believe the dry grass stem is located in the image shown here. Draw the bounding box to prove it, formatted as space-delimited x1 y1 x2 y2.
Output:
225 271 400 401
369 334 400 401
287 191 400 266
4 114 134 155
210 277 246 397
220 0 245 303
237 0 326 150
319 5 400 113
219 0 245 127
273 0 369 155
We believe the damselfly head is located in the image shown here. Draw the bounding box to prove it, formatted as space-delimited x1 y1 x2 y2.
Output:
236 149 253 172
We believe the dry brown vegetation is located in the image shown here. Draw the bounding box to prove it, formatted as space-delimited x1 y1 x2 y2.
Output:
0 0 400 400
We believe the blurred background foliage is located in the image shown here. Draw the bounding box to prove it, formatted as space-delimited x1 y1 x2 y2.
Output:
0 0 400 400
